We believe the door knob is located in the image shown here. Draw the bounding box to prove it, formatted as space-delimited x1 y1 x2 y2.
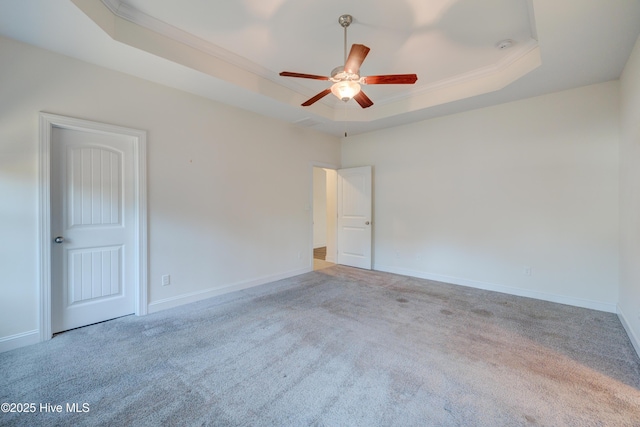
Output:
54 236 65 244
365 221 370 225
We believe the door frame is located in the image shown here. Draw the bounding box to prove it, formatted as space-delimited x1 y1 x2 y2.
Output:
38 113 148 341
310 162 339 268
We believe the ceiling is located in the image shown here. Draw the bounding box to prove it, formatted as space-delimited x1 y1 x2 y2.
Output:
1 0 639 137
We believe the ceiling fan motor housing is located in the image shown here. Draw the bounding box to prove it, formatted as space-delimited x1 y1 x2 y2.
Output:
330 66 360 82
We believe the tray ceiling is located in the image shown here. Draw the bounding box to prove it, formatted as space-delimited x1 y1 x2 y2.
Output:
1 0 639 136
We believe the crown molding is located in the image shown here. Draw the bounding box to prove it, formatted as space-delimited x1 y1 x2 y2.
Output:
79 0 540 122
374 39 540 107
100 0 276 79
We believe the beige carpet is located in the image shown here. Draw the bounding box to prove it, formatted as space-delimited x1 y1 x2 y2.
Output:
1 265 639 426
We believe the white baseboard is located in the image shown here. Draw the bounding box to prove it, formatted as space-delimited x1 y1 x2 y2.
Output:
148 266 312 314
4 267 626 355
374 264 618 313
0 330 39 353
617 304 640 359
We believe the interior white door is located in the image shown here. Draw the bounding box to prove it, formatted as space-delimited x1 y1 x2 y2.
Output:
51 127 136 333
337 166 372 269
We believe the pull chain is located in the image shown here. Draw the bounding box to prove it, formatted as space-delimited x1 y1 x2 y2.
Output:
343 102 348 138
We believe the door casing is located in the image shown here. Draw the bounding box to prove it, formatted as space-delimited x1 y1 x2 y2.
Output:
39 113 148 341
310 162 338 267
310 163 373 270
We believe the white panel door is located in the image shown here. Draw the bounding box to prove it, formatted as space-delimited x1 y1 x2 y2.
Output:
51 127 135 333
337 166 372 269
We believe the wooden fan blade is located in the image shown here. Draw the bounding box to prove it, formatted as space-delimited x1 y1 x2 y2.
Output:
363 74 418 85
353 90 373 109
344 44 370 74
302 88 332 106
280 71 329 80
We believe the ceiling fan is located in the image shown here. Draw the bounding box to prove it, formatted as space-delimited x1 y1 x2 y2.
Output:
280 14 418 109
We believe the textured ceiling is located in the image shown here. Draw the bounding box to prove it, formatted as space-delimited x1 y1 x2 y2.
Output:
94 0 540 119
113 0 537 99
1 0 639 136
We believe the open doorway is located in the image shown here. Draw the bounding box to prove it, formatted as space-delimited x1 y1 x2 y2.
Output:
313 167 337 271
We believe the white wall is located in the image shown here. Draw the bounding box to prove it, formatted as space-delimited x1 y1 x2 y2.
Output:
342 81 620 312
313 167 327 248
2 32 634 352
0 37 340 349
619 35 640 356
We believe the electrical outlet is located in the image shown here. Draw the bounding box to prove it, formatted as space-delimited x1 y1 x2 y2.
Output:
523 267 532 277
161 274 170 286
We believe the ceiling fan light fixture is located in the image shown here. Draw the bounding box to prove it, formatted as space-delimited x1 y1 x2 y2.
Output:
279 14 417 108
331 80 361 102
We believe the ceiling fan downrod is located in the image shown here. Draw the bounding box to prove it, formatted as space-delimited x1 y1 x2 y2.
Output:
338 14 353 65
